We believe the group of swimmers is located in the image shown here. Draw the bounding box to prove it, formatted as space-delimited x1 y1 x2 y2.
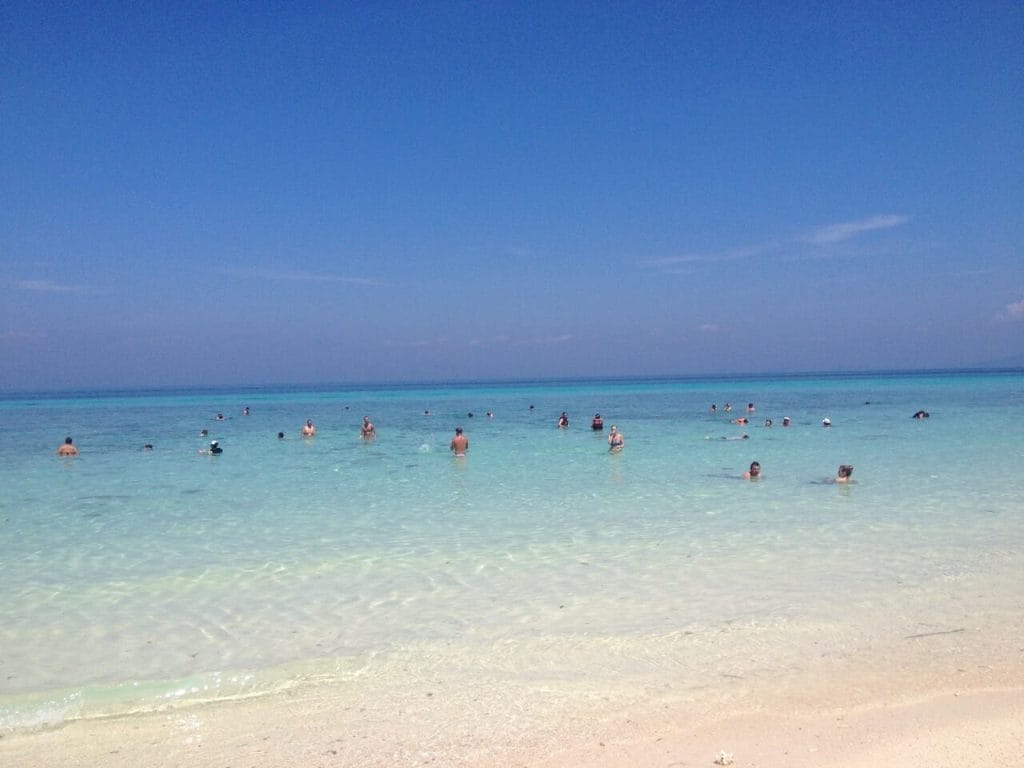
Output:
741 461 854 483
56 402 929 477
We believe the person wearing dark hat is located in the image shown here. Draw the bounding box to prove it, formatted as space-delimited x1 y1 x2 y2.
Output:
591 413 604 431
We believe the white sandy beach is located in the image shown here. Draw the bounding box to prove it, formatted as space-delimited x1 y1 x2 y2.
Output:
2 672 1021 768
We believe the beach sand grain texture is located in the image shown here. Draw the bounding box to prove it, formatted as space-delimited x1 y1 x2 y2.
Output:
1 687 1021 768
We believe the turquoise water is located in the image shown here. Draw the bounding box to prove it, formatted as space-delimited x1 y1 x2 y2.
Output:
1 371 1022 731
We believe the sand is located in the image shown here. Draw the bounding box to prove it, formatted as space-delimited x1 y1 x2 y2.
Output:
2 681 1021 768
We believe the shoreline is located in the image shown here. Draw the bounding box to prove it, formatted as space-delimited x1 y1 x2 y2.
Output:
2 675 1021 767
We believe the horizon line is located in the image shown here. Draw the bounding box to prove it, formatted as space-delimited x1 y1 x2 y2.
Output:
2 365 1022 399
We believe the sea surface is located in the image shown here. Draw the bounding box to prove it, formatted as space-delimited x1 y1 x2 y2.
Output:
1 371 1022 733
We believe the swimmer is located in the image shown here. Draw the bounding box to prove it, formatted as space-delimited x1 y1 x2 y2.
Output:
301 419 316 437
607 425 624 452
746 403 755 413
834 464 854 483
199 440 223 455
57 436 78 456
450 426 469 457
710 404 717 413
216 413 225 421
732 417 749 425
912 410 930 419
557 412 569 429
591 413 604 430
487 411 494 418
242 406 250 416
742 461 761 480
764 418 773 427
143 443 153 451
360 416 376 439
277 432 285 439
724 403 732 412
782 417 791 427
200 428 209 437
822 418 832 428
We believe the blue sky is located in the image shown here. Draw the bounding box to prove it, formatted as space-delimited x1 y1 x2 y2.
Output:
2 1 1022 390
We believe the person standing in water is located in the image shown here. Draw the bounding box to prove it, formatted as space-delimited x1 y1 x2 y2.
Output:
57 436 78 456
360 416 376 439
450 426 469 457
607 425 624 452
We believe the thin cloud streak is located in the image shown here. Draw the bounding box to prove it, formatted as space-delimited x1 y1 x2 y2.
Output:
229 267 389 287
644 214 910 273
800 215 909 245
17 279 90 293
1 330 46 345
469 334 573 347
644 244 767 268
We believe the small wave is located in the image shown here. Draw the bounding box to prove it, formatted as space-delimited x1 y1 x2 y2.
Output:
0 658 364 736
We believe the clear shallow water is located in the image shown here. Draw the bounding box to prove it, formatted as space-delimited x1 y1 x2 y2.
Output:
1 372 1022 731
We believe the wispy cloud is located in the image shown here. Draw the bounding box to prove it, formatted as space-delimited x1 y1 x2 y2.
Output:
469 334 573 347
644 244 767 268
230 267 388 287
520 334 572 345
1 330 46 345
699 323 721 333
18 279 90 293
998 297 1024 322
799 214 909 245
384 337 449 348
643 213 911 274
387 333 573 349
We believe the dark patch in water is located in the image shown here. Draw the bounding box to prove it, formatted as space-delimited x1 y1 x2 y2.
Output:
181 488 204 495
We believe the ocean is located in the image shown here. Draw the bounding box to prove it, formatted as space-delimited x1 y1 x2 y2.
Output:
1 371 1022 734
